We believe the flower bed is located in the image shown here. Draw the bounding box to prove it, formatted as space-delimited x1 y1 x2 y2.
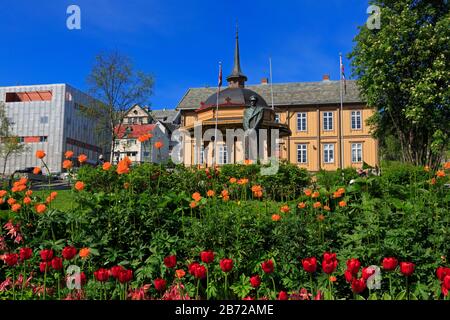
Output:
0 150 449 300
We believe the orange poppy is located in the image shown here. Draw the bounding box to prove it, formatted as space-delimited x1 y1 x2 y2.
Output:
0 190 7 198
25 190 33 197
50 192 58 200
430 178 436 185
33 167 41 175
304 189 312 197
329 276 337 282
311 191 320 198
206 190 215 197
36 203 47 214
444 162 450 170
192 192 202 202
337 188 345 194
253 191 263 198
436 170 446 178
229 177 237 184
74 181 85 191
175 269 186 279
189 201 198 208
280 205 290 213
323 205 331 211
313 202 322 209
7 198 16 205
102 162 112 171
11 203 21 212
154 141 164 149
36 150 46 159
63 160 73 169
65 150 74 159
79 248 90 259
222 195 230 202
244 159 253 165
117 160 130 175
338 201 347 207
298 202 306 209
23 197 32 205
272 214 281 222
78 154 88 163
317 214 325 221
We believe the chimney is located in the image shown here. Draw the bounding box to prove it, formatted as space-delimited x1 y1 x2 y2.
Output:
322 74 331 82
261 77 269 85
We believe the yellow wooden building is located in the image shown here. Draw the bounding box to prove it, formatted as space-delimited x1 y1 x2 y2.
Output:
176 32 378 171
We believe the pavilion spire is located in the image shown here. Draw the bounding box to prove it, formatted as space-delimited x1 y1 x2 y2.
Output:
227 23 247 88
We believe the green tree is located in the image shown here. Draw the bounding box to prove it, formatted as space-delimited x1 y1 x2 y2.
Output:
350 0 449 168
0 102 27 176
84 51 154 161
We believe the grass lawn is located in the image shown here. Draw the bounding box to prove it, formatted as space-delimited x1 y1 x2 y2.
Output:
0 189 77 219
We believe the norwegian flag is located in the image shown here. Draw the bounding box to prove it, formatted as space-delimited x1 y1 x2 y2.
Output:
340 54 347 94
218 62 222 88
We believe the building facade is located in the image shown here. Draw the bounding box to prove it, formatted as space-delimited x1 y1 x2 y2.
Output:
113 104 171 164
176 33 378 171
0 84 106 174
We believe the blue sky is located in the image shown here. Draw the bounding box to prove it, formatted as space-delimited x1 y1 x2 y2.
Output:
0 0 369 110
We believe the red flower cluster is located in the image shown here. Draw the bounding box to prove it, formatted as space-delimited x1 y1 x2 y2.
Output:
437 266 450 297
188 262 207 279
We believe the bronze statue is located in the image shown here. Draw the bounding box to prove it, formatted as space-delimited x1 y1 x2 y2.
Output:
243 95 264 131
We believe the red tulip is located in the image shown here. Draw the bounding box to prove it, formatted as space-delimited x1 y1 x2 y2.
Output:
399 262 415 277
118 269 133 284
344 270 354 283
164 255 177 269
51 257 63 271
322 252 338 274
261 260 274 274
362 267 376 280
194 265 207 279
4 253 18 267
19 247 33 261
80 272 87 286
442 284 448 297
437 267 450 282
382 257 398 271
188 262 200 276
62 246 77 260
302 257 317 273
243 296 254 300
250 275 261 288
154 278 167 291
351 278 366 294
278 291 289 300
110 265 125 279
94 268 110 282
40 249 54 262
443 275 450 290
219 258 234 273
200 251 215 264
346 258 361 275
39 261 50 273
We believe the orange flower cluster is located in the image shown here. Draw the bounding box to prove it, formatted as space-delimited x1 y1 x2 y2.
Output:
138 133 153 143
78 154 88 164
206 190 215 197
251 185 263 198
46 191 58 204
192 192 202 202
304 189 312 197
311 191 320 199
35 203 47 214
65 150 74 159
237 178 249 185
117 157 132 175
11 178 28 193
63 160 73 170
74 181 85 191
102 162 112 171
298 202 306 209
221 190 230 202
272 214 281 222
338 200 347 208
280 205 290 213
333 188 346 199
444 162 450 170
313 202 322 209
244 159 253 165
229 177 237 184
154 141 164 149
436 170 446 178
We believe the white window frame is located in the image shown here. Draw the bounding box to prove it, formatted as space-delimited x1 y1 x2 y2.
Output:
274 114 280 123
218 145 228 165
351 111 362 130
323 144 335 163
297 112 307 131
351 143 363 163
297 144 307 164
323 112 334 131
194 144 204 165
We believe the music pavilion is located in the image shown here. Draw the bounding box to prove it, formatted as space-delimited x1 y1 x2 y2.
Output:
176 32 378 171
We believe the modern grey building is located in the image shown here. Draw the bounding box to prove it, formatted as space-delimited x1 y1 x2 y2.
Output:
0 84 107 175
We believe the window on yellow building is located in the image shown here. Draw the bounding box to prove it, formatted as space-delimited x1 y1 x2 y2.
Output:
323 112 333 131
275 114 280 123
219 145 228 164
351 143 362 163
194 144 204 165
297 113 307 131
324 144 334 163
297 144 307 163
351 111 362 130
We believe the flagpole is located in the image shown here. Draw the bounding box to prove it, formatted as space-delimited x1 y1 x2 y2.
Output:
213 62 222 167
339 53 344 170
269 57 274 110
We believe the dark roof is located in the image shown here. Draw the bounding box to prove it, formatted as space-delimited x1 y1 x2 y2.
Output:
151 109 180 123
197 87 268 112
159 122 179 133
176 80 364 110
